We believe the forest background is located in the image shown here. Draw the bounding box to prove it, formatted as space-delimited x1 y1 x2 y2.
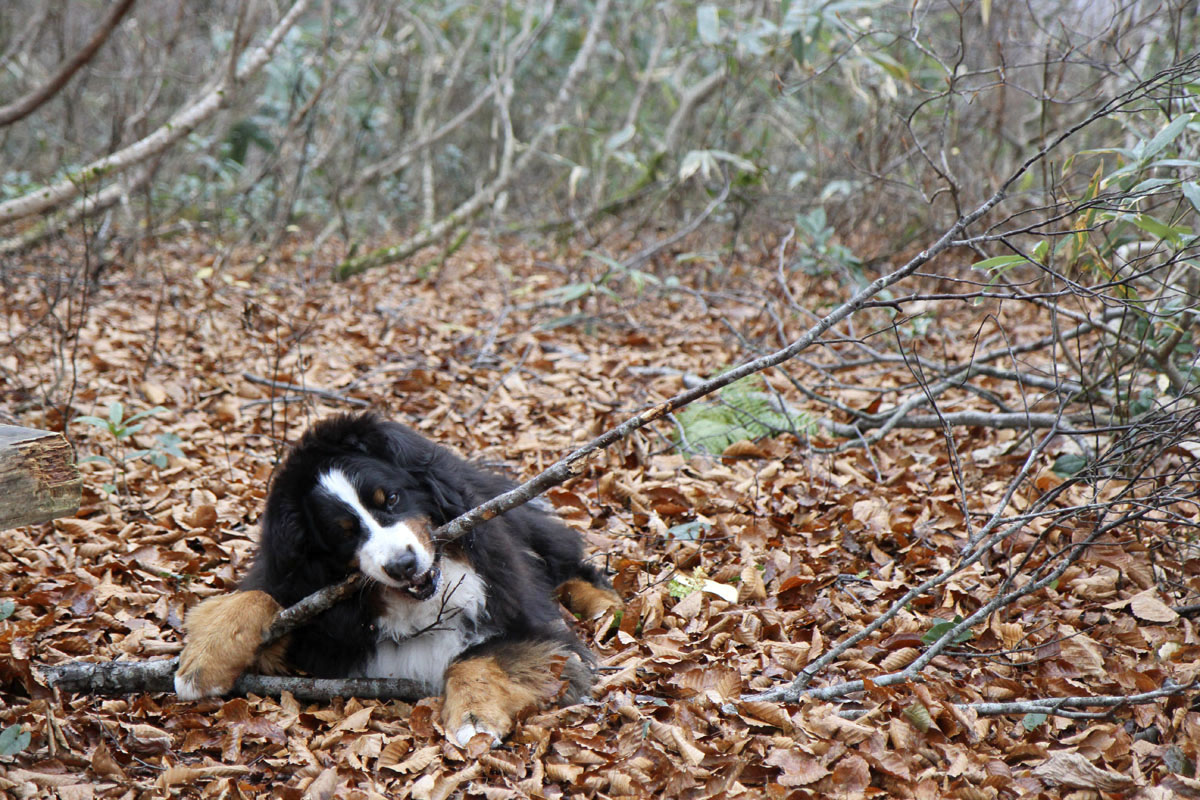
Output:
2 1 1200 797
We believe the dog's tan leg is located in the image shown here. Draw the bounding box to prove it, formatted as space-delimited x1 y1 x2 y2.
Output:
558 577 623 619
442 641 590 747
174 590 282 700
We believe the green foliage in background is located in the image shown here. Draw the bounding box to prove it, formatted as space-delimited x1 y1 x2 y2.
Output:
75 402 184 494
673 374 813 455
3 0 1195 250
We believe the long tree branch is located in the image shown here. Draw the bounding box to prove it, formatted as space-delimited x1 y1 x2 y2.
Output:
39 659 423 702
0 0 137 128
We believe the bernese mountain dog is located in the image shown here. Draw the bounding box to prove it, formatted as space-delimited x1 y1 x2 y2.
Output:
174 413 621 746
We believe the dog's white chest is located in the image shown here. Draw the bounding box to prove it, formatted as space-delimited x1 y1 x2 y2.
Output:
358 559 491 691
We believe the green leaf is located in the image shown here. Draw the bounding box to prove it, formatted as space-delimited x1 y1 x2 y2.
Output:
1131 213 1187 244
1182 182 1200 215
547 282 594 304
74 415 113 431
0 724 31 756
124 405 168 425
1129 177 1179 195
789 31 805 65
668 573 704 599
0 599 14 621
1022 712 1048 731
921 615 973 644
156 432 185 457
971 254 1028 272
77 454 112 465
1142 114 1192 160
605 125 635 152
1052 453 1088 477
673 373 812 455
107 401 124 427
583 250 627 273
697 5 720 45
1131 386 1155 417
866 51 909 82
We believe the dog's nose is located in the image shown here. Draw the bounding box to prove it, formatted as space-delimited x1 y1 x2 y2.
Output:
382 550 419 582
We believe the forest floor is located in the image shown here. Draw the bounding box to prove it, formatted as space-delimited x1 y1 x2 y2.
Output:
1 234 1198 799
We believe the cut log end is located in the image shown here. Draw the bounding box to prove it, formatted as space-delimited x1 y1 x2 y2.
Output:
0 425 82 529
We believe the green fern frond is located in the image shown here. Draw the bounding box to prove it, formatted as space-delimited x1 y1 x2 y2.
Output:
672 374 811 455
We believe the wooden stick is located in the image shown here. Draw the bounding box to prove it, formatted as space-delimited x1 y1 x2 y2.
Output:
242 372 369 407
38 658 423 702
37 578 387 698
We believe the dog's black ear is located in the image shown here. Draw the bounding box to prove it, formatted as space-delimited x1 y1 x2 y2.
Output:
379 421 470 523
423 452 471 523
248 490 309 599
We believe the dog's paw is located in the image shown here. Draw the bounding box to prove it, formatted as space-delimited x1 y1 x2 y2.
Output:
450 716 505 749
442 656 537 748
173 668 214 701
175 590 281 700
558 578 624 619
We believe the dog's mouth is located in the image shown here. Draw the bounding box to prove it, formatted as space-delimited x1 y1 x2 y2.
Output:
400 565 441 600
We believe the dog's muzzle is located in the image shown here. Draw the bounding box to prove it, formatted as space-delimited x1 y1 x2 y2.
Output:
402 565 441 601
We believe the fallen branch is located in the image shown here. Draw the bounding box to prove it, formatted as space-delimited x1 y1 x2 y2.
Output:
242 371 369 407
961 680 1198 717
38 659 423 702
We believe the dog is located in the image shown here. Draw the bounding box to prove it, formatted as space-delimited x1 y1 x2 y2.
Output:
174 412 621 746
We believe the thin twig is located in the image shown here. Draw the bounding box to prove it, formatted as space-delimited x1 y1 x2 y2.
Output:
242 372 369 407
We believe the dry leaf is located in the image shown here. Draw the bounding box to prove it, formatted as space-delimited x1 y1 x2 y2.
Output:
1129 589 1179 623
382 744 440 774
303 767 339 800
1032 751 1137 791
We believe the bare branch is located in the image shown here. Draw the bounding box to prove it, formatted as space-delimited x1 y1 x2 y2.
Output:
0 0 311 227
242 372 370 407
0 0 137 128
38 658 424 702
333 0 612 280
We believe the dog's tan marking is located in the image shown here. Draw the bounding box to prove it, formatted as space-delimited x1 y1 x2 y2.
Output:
558 578 623 619
406 516 434 549
372 487 386 507
175 590 282 699
442 641 581 747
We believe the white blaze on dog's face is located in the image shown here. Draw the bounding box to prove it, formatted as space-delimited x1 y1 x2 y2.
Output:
318 468 434 588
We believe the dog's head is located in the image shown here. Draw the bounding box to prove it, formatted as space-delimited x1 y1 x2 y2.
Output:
261 414 470 600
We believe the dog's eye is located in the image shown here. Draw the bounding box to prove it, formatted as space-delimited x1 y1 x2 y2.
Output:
337 517 356 534
385 492 399 509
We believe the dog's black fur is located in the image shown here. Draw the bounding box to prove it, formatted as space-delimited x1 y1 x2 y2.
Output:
241 412 611 684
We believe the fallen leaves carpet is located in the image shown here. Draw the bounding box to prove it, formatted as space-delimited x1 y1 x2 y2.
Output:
1 236 1198 799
